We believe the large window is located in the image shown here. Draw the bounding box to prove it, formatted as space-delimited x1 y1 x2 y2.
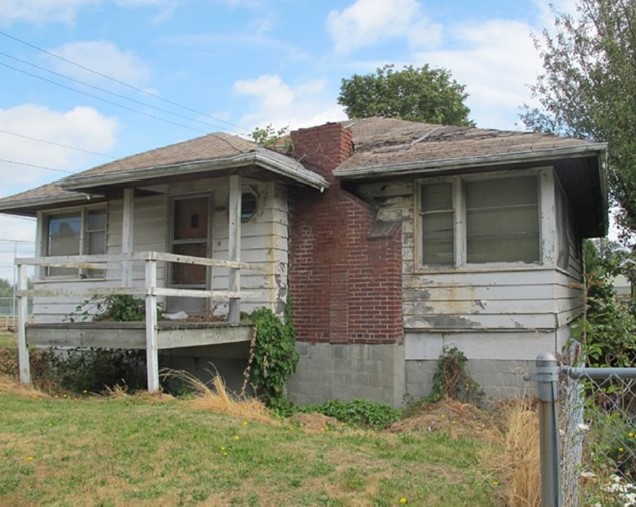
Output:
45 207 107 277
419 174 540 267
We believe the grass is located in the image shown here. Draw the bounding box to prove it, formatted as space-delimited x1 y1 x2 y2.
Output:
0 378 501 506
0 332 17 350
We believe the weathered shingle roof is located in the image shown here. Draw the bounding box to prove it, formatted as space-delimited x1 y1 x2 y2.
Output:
0 182 91 216
61 132 328 191
335 117 604 177
67 133 257 179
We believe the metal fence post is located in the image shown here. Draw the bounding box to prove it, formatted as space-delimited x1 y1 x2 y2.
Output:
535 352 561 507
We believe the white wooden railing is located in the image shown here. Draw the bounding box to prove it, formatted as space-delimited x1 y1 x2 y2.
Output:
15 251 264 391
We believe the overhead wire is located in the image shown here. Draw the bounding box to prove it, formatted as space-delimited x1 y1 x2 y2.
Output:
0 157 74 174
0 61 211 135
0 50 237 133
0 29 250 135
0 129 117 160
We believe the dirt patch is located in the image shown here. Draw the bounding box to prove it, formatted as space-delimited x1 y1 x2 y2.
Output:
390 398 501 441
290 412 341 432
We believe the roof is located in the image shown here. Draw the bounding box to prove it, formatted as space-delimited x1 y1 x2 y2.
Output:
61 132 329 192
335 117 606 177
0 182 93 217
0 118 607 236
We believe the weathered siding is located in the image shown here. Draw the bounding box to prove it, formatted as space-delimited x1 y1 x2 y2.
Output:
357 167 583 341
32 177 289 323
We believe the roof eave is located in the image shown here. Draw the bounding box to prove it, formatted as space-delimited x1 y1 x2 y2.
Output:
333 143 608 180
61 151 330 191
0 193 92 217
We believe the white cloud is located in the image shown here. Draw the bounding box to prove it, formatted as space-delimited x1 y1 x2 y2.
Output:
45 41 151 88
414 19 542 130
0 0 98 24
0 104 117 190
232 74 346 130
327 0 442 55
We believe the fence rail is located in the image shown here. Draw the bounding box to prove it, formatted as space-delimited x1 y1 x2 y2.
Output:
15 251 262 392
528 353 636 506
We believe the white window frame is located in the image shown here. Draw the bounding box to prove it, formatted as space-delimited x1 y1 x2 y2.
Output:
415 169 550 271
40 204 108 279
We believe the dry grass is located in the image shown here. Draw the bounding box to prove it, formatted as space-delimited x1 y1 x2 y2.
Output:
0 373 47 399
162 368 276 424
495 398 541 507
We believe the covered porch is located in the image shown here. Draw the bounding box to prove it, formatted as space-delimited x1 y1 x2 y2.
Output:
16 173 267 392
15 249 260 391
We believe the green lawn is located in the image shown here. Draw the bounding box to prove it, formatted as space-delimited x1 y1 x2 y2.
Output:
0 332 16 350
0 391 500 506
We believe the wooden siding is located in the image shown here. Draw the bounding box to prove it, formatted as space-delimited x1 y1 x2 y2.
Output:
31 177 289 323
357 167 584 334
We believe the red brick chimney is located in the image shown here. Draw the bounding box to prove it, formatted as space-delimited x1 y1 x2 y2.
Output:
288 122 403 346
290 122 354 182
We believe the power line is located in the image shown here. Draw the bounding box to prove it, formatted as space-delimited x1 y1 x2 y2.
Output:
0 157 74 174
0 239 35 243
0 51 235 133
0 29 250 135
0 129 116 160
0 61 211 135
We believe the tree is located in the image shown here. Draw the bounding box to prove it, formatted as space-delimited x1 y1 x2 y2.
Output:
521 0 636 235
338 64 474 127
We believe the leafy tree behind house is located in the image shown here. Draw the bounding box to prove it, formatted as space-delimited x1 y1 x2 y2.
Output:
338 64 474 127
521 0 636 236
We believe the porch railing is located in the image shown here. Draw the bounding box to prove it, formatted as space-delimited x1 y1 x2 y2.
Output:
15 251 264 391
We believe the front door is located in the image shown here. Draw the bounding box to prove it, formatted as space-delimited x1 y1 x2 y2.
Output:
168 194 212 315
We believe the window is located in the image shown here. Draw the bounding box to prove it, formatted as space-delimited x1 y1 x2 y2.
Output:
419 175 540 267
45 207 107 277
170 195 210 286
241 191 257 222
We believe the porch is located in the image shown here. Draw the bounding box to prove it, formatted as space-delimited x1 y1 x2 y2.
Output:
15 250 261 392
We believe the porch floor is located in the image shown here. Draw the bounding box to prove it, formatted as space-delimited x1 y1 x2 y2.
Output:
26 321 254 350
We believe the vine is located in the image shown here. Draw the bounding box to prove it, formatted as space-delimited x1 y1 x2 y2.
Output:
242 302 298 406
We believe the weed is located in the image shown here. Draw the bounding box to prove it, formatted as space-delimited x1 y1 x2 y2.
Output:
299 399 402 430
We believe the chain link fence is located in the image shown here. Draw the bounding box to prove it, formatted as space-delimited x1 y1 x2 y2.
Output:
529 353 636 506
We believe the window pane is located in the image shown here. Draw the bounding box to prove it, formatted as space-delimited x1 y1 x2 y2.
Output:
171 243 207 285
87 209 106 231
421 183 454 265
48 214 80 276
173 198 208 240
466 176 539 263
421 183 453 212
87 231 106 255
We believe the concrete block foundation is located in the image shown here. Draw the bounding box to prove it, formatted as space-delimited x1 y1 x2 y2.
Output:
287 342 405 407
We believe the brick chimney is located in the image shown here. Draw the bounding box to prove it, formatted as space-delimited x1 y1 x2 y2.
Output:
290 122 354 181
288 122 403 346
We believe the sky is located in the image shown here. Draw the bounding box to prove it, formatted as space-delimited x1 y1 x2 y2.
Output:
0 0 577 284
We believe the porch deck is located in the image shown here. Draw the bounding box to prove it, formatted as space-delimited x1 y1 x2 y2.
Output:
26 320 254 350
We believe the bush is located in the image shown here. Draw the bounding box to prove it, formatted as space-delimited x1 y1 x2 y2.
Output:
244 305 298 406
299 399 402 430
34 347 146 394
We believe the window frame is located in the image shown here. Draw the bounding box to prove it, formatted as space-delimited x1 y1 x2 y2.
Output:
41 204 108 279
415 169 546 271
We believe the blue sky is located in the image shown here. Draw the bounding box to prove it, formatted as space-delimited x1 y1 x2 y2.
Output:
0 0 575 281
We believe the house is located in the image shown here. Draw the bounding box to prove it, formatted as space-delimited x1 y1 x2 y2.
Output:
0 117 607 406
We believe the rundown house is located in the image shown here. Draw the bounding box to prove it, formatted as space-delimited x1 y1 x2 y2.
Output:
0 118 607 405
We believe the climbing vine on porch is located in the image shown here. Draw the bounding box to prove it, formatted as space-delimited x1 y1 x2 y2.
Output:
242 302 298 406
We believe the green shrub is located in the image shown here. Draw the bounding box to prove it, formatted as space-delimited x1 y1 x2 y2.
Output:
244 304 298 406
35 347 146 394
299 399 402 430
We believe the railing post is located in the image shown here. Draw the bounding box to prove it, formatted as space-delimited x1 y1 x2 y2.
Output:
535 352 561 507
228 175 241 325
16 262 30 384
145 257 159 392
